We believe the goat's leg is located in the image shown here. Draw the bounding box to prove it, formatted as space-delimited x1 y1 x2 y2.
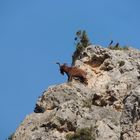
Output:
67 75 72 82
69 76 72 82
79 77 84 83
83 78 88 85
80 77 88 85
67 75 70 82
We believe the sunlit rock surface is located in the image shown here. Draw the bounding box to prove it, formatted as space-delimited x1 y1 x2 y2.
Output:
13 45 140 140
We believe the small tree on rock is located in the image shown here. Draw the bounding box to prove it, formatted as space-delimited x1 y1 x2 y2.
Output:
75 30 90 52
72 30 91 64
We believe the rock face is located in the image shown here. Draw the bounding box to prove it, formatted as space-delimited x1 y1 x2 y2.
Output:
13 45 140 140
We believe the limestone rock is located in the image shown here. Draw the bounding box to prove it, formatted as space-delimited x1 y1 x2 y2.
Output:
13 45 140 140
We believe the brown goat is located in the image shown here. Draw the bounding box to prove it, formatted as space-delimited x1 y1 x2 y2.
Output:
56 62 88 85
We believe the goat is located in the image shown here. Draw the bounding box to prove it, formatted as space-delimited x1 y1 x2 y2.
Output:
56 62 88 85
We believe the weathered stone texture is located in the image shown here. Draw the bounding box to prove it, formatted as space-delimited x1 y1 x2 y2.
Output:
13 45 140 140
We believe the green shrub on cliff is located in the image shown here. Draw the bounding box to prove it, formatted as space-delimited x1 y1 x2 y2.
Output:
75 30 91 52
66 127 95 140
72 30 91 64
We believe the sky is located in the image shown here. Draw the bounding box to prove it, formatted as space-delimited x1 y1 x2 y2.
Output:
0 0 140 139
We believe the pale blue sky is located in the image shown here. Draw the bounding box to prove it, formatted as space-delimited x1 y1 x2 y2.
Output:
0 0 140 139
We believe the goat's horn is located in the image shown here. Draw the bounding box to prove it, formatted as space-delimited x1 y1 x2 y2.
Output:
56 62 61 66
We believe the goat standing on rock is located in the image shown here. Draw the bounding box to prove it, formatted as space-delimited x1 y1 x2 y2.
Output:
56 62 88 85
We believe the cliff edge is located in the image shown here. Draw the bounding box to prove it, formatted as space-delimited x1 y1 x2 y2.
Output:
12 45 140 140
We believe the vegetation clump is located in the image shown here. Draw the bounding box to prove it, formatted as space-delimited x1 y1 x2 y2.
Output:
72 30 91 64
82 99 92 108
74 30 91 53
66 127 95 140
118 60 125 67
108 43 129 50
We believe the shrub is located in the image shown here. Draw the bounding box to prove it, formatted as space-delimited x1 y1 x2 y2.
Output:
66 127 95 140
118 61 125 67
108 44 129 50
72 30 91 64
82 99 92 108
75 30 91 53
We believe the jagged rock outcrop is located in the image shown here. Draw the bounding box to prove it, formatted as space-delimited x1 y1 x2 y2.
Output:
13 45 140 140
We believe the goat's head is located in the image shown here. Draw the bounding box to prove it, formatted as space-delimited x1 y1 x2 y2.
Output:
56 62 67 75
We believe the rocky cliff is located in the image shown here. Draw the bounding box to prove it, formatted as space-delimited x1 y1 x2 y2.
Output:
13 45 140 140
